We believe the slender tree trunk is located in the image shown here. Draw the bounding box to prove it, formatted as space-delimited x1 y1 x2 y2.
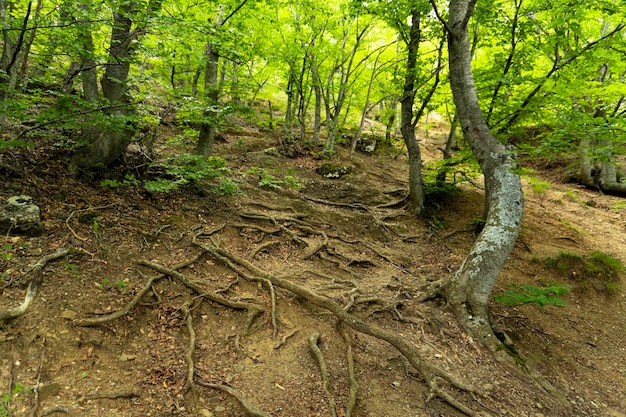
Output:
443 0 524 352
400 8 425 215
311 57 322 145
383 101 397 147
195 43 219 157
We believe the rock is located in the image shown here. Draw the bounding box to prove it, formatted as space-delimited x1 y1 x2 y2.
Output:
200 410 214 417
214 405 227 416
119 353 137 362
316 163 354 179
60 309 78 320
0 195 43 236
356 135 377 153
38 382 61 400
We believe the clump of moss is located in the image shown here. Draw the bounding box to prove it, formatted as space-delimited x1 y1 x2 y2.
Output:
544 250 623 294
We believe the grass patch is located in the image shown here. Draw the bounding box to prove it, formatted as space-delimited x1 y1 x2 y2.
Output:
544 250 623 294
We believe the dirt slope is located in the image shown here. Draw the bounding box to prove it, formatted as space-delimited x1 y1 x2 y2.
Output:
0 130 625 417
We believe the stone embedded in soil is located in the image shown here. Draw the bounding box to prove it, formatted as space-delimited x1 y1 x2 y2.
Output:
60 309 78 320
119 353 136 361
214 405 226 416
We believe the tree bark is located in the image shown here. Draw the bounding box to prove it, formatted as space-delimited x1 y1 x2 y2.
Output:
195 43 220 157
69 2 138 176
443 0 524 351
400 8 425 215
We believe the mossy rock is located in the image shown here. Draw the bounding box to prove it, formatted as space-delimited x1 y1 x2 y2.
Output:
316 163 354 179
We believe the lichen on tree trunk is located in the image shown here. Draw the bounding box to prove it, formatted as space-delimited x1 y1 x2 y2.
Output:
442 0 524 351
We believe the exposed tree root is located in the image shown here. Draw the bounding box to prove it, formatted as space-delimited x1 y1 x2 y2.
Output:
338 323 358 417
245 201 295 212
303 195 370 212
137 259 264 335
181 301 198 394
249 240 282 259
309 332 338 417
202 244 483 416
232 223 281 236
238 210 308 225
195 379 272 417
193 234 279 339
80 390 139 401
75 253 204 327
0 248 69 322
27 337 47 417
274 328 298 349
41 406 72 415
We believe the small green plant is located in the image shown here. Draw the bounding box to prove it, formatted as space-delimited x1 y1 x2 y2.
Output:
101 278 111 287
284 174 304 191
1 383 26 417
100 173 140 189
144 154 230 192
216 177 241 195
611 200 626 211
527 177 551 194
1 244 14 260
116 281 126 290
495 284 570 307
64 263 80 280
564 190 579 202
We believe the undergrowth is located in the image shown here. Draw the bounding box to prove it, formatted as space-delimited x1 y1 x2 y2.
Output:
544 250 623 294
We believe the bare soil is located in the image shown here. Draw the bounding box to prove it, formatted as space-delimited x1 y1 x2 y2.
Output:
1 126 625 417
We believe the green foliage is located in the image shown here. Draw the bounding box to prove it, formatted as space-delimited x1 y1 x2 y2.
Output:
423 151 481 200
100 174 140 188
1 244 14 260
64 263 80 280
545 250 623 293
245 167 302 191
527 177 551 194
495 284 570 307
1 384 26 417
144 154 230 193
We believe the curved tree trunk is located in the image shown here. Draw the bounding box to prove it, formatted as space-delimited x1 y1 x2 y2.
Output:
444 0 524 351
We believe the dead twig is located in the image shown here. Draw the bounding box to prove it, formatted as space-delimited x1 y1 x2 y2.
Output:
0 248 69 322
195 380 272 417
309 332 338 417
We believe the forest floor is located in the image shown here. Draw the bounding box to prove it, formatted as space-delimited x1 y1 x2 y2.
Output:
0 119 625 417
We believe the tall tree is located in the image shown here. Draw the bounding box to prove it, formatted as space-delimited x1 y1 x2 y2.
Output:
436 0 525 353
69 0 163 176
